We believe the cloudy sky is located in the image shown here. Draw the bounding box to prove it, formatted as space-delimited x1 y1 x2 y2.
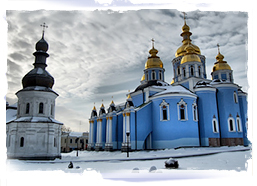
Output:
4 1 250 132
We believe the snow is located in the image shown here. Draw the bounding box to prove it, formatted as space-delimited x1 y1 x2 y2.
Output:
5 146 253 185
152 85 195 97
69 132 85 137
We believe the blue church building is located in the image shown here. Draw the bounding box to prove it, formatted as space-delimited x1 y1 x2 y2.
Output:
87 18 248 151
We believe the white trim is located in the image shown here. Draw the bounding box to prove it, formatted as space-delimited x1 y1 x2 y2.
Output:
177 99 188 121
236 117 242 132
151 70 156 80
212 118 219 133
159 99 170 121
192 102 198 121
234 91 238 103
228 117 236 132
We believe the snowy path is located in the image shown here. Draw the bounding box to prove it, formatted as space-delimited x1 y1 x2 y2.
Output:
5 146 253 185
22 145 251 163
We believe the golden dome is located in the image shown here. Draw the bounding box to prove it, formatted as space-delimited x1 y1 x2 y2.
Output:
212 62 231 72
176 42 201 57
182 23 190 32
141 74 145 81
212 47 231 72
180 44 201 64
145 46 163 69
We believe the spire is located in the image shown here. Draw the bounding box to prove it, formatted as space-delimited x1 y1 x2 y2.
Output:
175 12 201 57
22 23 54 89
215 43 225 62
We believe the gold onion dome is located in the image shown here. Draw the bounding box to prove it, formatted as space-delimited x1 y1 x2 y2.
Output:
175 18 201 57
212 46 231 72
181 44 201 64
141 74 145 81
145 43 163 69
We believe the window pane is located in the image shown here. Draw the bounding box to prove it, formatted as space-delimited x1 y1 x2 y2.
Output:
20 137 24 147
180 108 185 120
163 109 167 120
39 103 44 113
229 119 234 131
26 103 30 114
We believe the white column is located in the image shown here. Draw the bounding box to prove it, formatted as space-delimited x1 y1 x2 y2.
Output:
106 117 109 143
99 119 102 143
126 112 130 143
185 64 189 78
123 113 126 143
109 117 112 143
195 64 199 77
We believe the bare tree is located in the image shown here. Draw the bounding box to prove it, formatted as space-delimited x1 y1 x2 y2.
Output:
61 125 72 133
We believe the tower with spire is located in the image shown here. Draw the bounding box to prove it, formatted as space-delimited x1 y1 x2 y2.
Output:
6 23 63 160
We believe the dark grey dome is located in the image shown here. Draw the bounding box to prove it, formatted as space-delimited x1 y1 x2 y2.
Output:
22 67 54 88
35 37 48 52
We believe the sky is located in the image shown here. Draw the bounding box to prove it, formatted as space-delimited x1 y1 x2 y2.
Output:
3 1 251 133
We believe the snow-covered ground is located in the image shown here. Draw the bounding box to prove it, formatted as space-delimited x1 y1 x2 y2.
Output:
5 146 253 186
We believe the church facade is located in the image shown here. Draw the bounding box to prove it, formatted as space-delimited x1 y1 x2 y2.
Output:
87 18 248 151
6 25 63 160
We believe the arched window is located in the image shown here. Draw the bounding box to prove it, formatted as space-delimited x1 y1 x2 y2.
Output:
20 137 24 147
192 102 198 121
159 71 162 80
151 71 156 80
190 66 194 76
229 73 232 82
228 117 235 132
177 67 180 75
54 138 57 147
177 99 187 121
39 102 44 114
26 103 30 114
212 116 219 133
234 91 238 103
146 72 149 81
51 104 54 116
183 67 186 78
198 66 201 77
70 139 72 144
236 116 242 132
159 100 169 121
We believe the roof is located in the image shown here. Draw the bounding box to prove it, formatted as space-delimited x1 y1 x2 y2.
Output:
151 84 196 97
7 116 63 124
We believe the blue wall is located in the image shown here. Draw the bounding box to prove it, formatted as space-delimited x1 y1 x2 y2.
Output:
238 93 248 145
216 86 243 140
151 96 200 149
196 88 220 146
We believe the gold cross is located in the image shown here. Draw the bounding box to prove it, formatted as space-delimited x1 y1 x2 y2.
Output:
217 43 220 53
182 12 187 23
151 38 155 48
40 22 48 36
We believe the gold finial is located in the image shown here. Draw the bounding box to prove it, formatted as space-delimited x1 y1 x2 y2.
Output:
40 22 48 38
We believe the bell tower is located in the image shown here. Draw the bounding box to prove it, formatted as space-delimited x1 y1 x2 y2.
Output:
6 23 63 160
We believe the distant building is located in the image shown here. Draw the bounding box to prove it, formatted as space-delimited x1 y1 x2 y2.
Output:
87 16 248 152
61 132 89 152
6 25 63 160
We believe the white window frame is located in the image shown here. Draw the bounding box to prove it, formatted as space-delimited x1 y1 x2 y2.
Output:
159 99 170 121
212 118 219 133
192 102 198 121
236 117 242 132
146 72 149 81
228 117 236 132
177 99 188 121
151 70 156 80
159 71 162 80
234 91 238 103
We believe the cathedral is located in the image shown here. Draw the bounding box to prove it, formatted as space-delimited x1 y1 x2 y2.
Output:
6 24 63 160
87 17 248 151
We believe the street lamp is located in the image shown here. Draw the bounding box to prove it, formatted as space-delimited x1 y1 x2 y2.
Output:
126 132 130 157
75 138 79 156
